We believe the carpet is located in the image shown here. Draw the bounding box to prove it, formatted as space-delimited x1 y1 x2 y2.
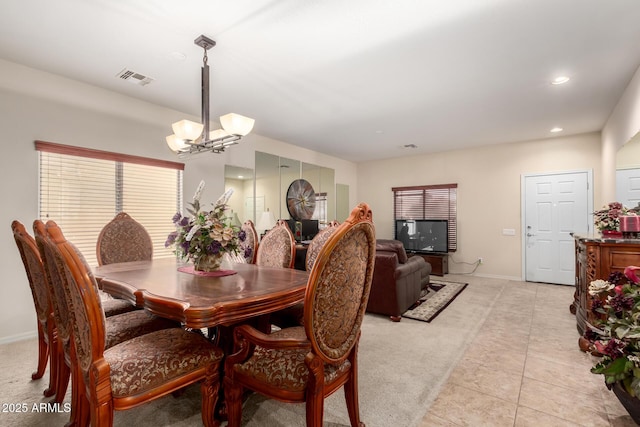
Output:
402 280 468 322
0 275 503 427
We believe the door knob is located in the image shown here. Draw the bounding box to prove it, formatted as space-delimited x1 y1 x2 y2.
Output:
527 233 536 237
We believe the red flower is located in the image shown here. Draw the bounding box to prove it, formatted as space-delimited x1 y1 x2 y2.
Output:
624 266 640 284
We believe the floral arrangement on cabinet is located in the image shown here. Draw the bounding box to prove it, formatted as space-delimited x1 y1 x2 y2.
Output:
165 181 249 271
588 266 640 397
593 202 631 233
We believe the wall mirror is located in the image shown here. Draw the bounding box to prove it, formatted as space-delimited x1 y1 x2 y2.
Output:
224 165 255 224
616 131 640 209
254 151 345 235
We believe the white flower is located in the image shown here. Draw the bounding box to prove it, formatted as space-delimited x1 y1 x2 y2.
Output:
185 224 201 241
193 180 205 202
215 188 234 209
589 279 613 296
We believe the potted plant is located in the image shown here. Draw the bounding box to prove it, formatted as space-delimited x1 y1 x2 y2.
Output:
588 266 640 421
593 202 630 237
165 181 249 271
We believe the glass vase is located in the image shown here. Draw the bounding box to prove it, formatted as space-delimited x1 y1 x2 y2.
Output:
194 253 223 272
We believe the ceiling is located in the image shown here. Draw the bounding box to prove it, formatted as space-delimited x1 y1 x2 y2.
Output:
2 0 640 163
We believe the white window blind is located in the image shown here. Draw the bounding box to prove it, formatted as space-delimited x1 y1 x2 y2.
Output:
37 141 183 267
392 184 458 251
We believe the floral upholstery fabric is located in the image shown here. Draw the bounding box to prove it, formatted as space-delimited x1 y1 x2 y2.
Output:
12 223 51 325
234 327 350 392
241 220 258 264
102 298 138 317
97 212 153 266
105 328 223 398
305 221 339 271
105 311 179 350
256 221 294 268
309 223 374 361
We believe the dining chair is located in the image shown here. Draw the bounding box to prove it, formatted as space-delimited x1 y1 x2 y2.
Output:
96 212 153 266
40 219 224 427
270 220 340 329
241 219 259 264
224 203 375 427
33 220 180 425
11 220 57 397
255 219 296 269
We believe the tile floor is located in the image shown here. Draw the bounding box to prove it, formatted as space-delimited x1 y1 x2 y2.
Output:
419 275 637 427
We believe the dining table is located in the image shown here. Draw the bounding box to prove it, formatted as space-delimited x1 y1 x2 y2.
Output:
93 257 310 330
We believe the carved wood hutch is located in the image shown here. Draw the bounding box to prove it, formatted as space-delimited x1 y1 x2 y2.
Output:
573 234 640 340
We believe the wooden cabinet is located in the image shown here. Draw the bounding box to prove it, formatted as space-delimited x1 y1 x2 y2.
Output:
412 253 448 276
573 235 640 336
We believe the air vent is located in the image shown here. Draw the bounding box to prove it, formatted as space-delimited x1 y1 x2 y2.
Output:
116 68 154 86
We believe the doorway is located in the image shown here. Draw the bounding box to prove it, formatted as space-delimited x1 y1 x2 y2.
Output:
522 171 592 285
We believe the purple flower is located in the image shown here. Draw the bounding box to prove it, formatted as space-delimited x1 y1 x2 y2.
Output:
596 338 626 359
207 240 222 255
165 232 177 248
238 230 246 241
610 294 634 314
172 212 182 223
179 217 190 227
244 247 253 258
590 299 604 314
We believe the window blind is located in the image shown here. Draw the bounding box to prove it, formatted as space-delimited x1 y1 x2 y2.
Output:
37 141 183 266
392 184 458 251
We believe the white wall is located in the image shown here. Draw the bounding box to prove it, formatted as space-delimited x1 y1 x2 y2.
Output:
357 132 602 279
0 60 357 343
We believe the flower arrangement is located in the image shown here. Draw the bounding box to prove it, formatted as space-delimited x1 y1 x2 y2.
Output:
588 266 640 396
165 181 249 271
593 202 630 232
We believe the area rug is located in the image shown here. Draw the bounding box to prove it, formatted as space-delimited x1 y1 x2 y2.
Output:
402 280 468 322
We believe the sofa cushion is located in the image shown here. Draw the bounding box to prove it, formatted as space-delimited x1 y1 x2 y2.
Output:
375 239 408 264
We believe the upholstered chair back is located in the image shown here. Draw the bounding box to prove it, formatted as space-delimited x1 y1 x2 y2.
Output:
12 221 51 335
41 221 107 388
240 219 258 264
303 204 375 362
255 219 295 268
33 220 74 355
12 220 55 394
304 220 340 271
96 212 153 266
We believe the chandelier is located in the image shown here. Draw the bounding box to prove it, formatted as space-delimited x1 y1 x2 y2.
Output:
166 35 255 155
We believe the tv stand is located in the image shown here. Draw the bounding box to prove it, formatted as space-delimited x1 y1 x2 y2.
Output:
410 252 449 276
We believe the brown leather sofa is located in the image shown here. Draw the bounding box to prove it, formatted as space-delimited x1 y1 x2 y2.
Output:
366 239 431 321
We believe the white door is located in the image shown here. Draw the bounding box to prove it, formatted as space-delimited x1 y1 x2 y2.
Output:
523 171 591 285
616 168 640 210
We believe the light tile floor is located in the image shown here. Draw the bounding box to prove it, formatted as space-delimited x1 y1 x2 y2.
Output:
419 275 637 427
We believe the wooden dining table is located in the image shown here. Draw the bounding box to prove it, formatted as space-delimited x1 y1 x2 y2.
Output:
93 257 310 330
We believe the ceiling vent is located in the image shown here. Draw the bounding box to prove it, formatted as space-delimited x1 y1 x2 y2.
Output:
116 68 154 86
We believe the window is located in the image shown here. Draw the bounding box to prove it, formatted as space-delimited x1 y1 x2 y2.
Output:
37 141 183 266
392 184 457 251
312 192 327 225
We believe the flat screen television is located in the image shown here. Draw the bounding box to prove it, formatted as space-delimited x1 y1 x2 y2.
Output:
395 219 449 254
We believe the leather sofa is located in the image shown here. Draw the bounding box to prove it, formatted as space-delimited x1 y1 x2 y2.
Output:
366 239 431 321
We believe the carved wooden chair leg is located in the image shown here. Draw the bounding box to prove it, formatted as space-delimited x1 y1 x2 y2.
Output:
32 323 49 381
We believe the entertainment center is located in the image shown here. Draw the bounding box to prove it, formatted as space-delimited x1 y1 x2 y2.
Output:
396 219 449 276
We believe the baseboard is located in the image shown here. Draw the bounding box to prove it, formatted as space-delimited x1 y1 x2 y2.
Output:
469 272 523 281
0 330 37 345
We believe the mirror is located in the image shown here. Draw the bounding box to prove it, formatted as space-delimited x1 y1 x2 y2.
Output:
224 165 255 223
254 151 342 232
336 183 350 221
616 131 640 209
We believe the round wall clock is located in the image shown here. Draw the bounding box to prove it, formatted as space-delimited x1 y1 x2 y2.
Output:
286 179 316 220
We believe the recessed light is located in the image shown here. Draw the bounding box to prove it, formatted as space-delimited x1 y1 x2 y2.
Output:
550 127 563 133
551 76 570 85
